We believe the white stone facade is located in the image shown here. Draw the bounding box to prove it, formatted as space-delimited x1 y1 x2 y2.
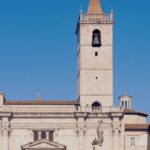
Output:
0 105 149 150
0 0 149 150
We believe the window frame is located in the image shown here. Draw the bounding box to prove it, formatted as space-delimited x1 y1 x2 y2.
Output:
34 131 39 141
130 137 136 146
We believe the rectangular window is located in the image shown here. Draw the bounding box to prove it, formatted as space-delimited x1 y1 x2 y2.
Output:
49 131 54 141
41 131 46 139
34 131 38 141
33 130 54 141
130 137 136 146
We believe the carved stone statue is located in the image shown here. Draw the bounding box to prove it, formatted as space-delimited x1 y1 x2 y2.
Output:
92 120 104 146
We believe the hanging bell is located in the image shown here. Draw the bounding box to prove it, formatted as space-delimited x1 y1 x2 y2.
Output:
92 34 101 47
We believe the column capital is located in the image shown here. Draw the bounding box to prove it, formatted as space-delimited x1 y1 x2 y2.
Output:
1 121 10 136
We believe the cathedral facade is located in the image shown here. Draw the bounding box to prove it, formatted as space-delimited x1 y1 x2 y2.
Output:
0 0 150 150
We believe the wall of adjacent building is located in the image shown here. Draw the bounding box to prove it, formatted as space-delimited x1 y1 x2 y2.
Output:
124 115 147 124
125 131 149 150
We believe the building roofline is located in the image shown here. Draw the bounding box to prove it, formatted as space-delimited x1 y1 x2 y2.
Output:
4 100 80 106
124 109 148 117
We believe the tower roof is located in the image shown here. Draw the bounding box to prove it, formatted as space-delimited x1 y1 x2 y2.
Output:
87 0 102 14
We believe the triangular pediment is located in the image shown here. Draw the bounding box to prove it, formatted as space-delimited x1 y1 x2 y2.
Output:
22 139 66 150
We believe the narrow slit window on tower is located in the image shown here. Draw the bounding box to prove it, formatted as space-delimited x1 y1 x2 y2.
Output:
92 29 101 47
95 51 98 56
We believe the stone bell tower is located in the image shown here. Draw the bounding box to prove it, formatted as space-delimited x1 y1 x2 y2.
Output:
76 0 113 107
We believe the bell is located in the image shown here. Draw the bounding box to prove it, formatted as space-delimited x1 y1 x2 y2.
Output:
92 34 101 47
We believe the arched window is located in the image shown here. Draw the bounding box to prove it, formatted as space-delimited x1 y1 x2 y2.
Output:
92 101 101 111
92 29 101 47
41 131 46 139
34 131 38 141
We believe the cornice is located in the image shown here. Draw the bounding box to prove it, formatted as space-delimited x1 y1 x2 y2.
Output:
5 111 124 119
0 112 12 117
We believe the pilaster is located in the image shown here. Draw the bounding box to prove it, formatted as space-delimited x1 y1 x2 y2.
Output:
2 117 10 150
0 120 2 150
111 120 122 150
75 119 87 150
38 131 41 140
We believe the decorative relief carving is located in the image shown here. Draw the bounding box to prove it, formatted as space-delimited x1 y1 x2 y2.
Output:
111 123 122 136
92 120 104 146
1 122 10 135
75 123 87 137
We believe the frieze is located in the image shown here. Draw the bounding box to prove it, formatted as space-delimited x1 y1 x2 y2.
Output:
12 112 75 118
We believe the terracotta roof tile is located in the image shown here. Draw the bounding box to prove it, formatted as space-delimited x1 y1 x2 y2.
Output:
125 124 150 131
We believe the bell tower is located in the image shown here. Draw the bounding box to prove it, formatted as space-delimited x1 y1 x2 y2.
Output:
76 0 113 107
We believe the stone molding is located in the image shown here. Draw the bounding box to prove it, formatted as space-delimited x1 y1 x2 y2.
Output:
0 112 124 119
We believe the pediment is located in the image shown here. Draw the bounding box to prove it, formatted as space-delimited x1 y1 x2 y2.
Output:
22 139 66 150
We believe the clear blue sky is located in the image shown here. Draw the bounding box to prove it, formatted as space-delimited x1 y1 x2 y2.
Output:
0 0 150 118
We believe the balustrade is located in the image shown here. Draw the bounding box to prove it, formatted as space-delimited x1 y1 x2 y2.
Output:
0 105 123 113
80 13 113 23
